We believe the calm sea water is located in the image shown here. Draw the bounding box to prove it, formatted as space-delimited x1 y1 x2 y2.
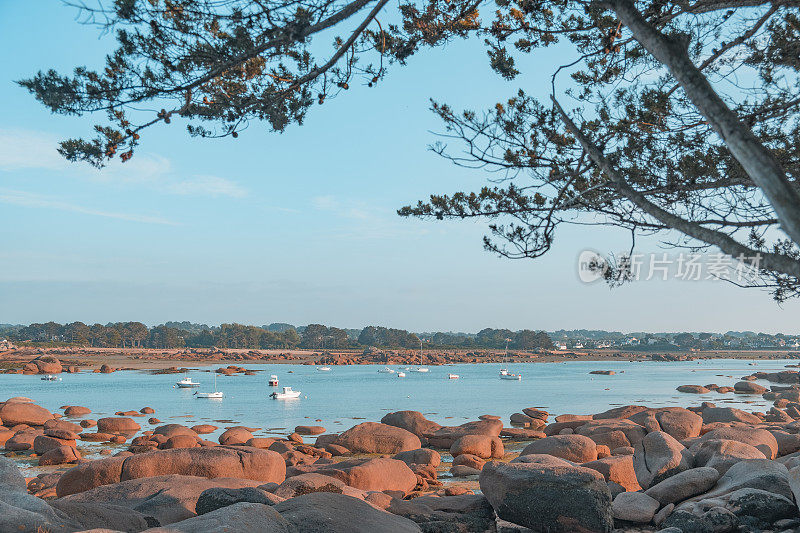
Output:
0 359 785 442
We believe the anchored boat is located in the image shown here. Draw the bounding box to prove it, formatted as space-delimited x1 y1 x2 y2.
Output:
270 386 301 399
176 376 200 388
195 374 223 398
499 338 522 380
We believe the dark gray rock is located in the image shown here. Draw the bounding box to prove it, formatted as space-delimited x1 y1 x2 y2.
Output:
0 456 77 533
387 494 496 532
274 492 422 533
662 507 738 533
146 502 292 532
195 486 283 515
724 488 798 523
50 500 158 531
479 455 612 533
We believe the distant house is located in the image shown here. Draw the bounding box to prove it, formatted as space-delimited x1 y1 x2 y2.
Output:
626 337 640 345
574 342 584 349
0 339 14 351
557 342 568 350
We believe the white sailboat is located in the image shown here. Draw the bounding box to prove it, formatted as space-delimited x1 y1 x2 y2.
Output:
397 371 406 378
499 338 522 380
195 373 223 398
410 338 429 373
378 366 396 373
317 366 332 372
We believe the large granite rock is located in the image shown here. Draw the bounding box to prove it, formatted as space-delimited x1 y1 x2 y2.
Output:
274 492 422 533
479 455 613 532
57 446 285 496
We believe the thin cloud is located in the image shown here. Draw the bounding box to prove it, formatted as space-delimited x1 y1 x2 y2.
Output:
311 194 429 239
0 189 178 225
164 174 248 198
0 130 68 171
0 129 248 199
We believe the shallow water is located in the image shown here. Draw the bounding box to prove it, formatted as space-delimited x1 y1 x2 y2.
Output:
1 359 785 441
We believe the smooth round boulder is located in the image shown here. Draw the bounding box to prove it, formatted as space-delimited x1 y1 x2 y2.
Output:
56 447 286 497
612 491 660 523
393 448 441 467
335 422 421 454
64 406 91 417
701 427 778 459
34 434 76 454
295 425 326 436
633 431 691 489
39 445 81 466
734 381 768 394
154 424 198 439
162 434 200 449
96 417 141 433
219 427 254 446
452 453 485 471
315 457 417 494
192 424 218 435
654 409 703 441
644 467 720 505
450 435 504 459
677 385 710 394
45 419 82 434
480 455 613 533
701 407 761 425
520 434 598 463
380 411 442 438
691 438 766 475
0 402 53 426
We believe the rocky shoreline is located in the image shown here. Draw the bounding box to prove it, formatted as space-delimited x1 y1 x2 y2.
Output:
2 347 799 374
3 366 800 531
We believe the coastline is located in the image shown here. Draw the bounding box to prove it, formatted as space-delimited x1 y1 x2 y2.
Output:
2 346 799 371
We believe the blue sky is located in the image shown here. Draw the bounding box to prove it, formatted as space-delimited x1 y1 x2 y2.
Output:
0 1 798 333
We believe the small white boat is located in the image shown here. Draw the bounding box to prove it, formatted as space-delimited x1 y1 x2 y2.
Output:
448 373 459 379
410 367 429 373
271 386 301 399
195 374 223 398
378 367 396 374
176 376 200 388
499 338 522 380
40 375 61 381
268 375 279 386
317 367 332 372
397 372 406 378
195 391 224 398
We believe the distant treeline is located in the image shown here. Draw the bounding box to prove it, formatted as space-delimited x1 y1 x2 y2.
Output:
1 321 554 351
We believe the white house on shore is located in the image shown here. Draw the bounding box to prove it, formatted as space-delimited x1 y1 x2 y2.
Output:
0 339 14 351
